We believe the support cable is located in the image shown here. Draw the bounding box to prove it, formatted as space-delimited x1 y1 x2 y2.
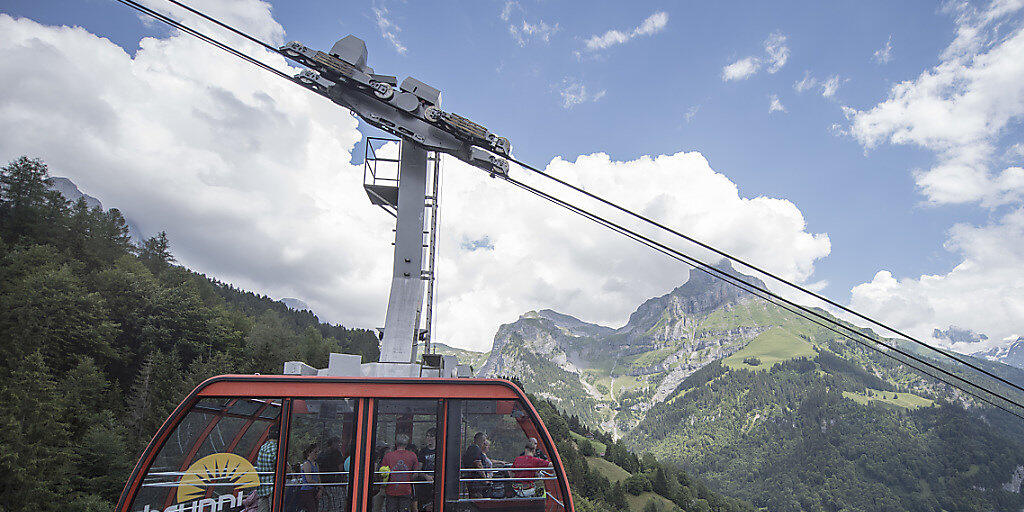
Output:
499 174 1024 419
112 0 1024 415
112 0 296 84
162 0 284 54
505 155 1024 398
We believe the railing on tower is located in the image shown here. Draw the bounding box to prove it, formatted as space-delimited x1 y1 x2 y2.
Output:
362 136 401 217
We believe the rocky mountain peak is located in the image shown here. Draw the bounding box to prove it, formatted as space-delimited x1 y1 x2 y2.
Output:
281 297 312 312
934 325 988 345
618 259 767 342
974 335 1024 370
45 175 146 243
532 309 614 338
667 258 768 302
46 176 102 209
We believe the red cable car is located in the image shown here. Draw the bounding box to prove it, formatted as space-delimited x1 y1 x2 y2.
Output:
117 375 574 512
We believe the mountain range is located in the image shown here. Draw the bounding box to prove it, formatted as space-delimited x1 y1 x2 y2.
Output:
436 261 1024 511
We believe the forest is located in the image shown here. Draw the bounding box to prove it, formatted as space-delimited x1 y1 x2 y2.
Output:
0 157 379 511
527 393 754 512
629 357 1024 511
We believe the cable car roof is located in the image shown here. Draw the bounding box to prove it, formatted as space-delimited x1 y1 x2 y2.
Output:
194 375 527 401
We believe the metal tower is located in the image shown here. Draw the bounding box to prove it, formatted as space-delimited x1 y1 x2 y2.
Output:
278 35 510 378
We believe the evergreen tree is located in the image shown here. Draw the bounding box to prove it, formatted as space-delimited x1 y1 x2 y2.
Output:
607 481 628 509
0 352 73 511
0 157 66 243
139 231 174 273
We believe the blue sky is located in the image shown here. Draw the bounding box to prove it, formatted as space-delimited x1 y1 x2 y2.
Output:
1 0 1022 350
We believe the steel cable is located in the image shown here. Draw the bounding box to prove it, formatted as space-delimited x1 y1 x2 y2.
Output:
505 154 1024 398
499 173 1024 419
110 0 1024 418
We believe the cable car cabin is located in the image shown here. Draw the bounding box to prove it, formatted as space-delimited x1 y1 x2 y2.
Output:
117 376 573 512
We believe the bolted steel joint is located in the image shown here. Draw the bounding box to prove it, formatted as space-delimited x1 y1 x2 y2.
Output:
423 106 443 123
489 135 511 156
281 41 304 57
371 81 394 100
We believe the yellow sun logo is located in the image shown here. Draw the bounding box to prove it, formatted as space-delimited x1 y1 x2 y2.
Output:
177 453 261 503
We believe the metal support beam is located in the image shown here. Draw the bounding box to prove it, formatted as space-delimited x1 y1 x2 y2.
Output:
380 142 429 364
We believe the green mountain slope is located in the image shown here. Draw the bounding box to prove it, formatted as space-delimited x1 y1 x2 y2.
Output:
432 342 489 369
483 250 1024 511
0 157 379 510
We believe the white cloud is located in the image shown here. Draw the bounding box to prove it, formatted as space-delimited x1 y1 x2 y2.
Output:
846 0 1024 206
500 1 516 21
140 0 284 45
846 0 1024 357
722 57 760 81
794 71 817 92
684 105 700 122
820 74 841 98
373 5 407 54
556 78 605 109
764 31 790 73
722 31 790 81
0 10 392 328
0 10 832 352
500 1 559 46
850 208 1024 350
793 71 842 99
769 94 786 113
584 11 668 51
438 152 831 349
510 19 559 46
874 34 894 64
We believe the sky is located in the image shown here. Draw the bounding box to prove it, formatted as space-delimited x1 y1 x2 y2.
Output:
0 0 1022 354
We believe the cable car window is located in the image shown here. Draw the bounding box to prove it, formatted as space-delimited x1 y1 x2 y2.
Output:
445 400 563 512
285 399 358 512
130 397 283 512
371 399 441 512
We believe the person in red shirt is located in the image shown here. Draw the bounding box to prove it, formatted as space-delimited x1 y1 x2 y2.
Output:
510 443 552 497
380 434 420 512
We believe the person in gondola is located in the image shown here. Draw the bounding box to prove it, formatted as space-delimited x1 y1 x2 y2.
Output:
461 433 493 499
298 444 322 512
255 423 280 512
318 437 345 512
414 428 437 511
511 443 552 497
381 434 420 512
520 437 547 460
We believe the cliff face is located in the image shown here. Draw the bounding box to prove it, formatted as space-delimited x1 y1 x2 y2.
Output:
478 260 771 432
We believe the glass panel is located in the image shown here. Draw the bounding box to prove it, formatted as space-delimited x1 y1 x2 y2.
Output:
447 400 563 512
372 399 441 512
131 397 283 512
285 399 358 512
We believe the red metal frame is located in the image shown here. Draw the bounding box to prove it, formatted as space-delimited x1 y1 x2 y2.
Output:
116 375 574 512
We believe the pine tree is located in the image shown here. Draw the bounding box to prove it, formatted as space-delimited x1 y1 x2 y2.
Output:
139 231 174 273
0 352 73 511
607 481 627 509
127 351 156 445
0 157 66 242
653 466 670 496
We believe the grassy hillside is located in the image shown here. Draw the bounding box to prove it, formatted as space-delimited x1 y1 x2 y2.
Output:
722 326 816 370
586 456 630 482
432 342 489 369
842 388 934 409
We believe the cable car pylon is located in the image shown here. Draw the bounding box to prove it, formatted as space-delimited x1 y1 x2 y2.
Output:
275 35 510 379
